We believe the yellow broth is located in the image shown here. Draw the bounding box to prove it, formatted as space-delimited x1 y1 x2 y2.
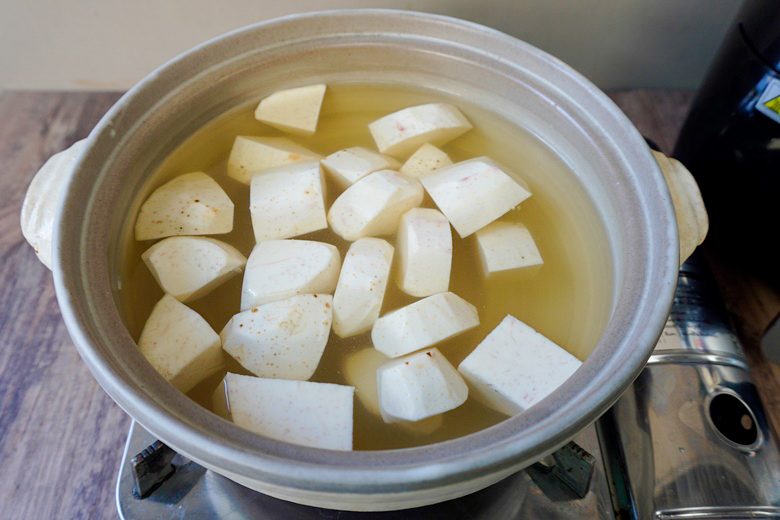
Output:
117 83 612 450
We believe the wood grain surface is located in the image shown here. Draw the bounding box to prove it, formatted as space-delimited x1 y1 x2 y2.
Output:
1 89 779 519
0 91 128 520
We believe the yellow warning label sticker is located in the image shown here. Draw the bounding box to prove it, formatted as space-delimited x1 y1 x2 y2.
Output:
765 95 780 115
757 78 780 124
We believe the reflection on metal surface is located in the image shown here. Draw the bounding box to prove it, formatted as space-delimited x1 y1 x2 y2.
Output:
117 421 614 519
655 253 745 360
596 409 638 519
598 252 780 519
646 351 749 370
603 363 780 519
654 505 780 519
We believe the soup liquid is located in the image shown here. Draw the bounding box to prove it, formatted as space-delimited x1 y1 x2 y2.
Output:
118 83 612 450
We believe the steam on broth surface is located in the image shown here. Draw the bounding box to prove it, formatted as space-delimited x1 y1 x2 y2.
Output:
117 83 612 450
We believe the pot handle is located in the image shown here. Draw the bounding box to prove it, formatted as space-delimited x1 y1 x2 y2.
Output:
20 139 87 270
651 150 709 266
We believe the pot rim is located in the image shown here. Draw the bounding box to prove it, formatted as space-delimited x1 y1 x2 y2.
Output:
53 8 678 495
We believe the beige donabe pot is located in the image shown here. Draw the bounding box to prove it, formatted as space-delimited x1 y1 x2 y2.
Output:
21 10 707 511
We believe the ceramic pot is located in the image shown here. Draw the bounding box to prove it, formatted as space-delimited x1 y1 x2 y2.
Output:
21 10 706 511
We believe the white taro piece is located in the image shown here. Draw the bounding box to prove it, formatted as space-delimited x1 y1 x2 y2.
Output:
253 84 326 136
241 239 341 310
420 157 531 238
399 143 453 179
138 294 223 393
458 315 582 415
134 172 234 240
221 294 332 381
332 238 394 338
396 208 452 297
368 103 472 157
213 373 354 451
249 161 327 241
474 221 543 277
342 347 389 416
371 292 479 358
342 347 444 434
327 170 423 241
141 237 246 302
321 147 401 189
377 348 468 422
227 136 321 184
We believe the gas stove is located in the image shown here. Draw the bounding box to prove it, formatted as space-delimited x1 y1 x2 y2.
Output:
116 252 780 519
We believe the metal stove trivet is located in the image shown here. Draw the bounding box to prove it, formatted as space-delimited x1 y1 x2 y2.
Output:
117 252 780 519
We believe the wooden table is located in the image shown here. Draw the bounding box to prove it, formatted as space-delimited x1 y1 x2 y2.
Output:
1 90 779 519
